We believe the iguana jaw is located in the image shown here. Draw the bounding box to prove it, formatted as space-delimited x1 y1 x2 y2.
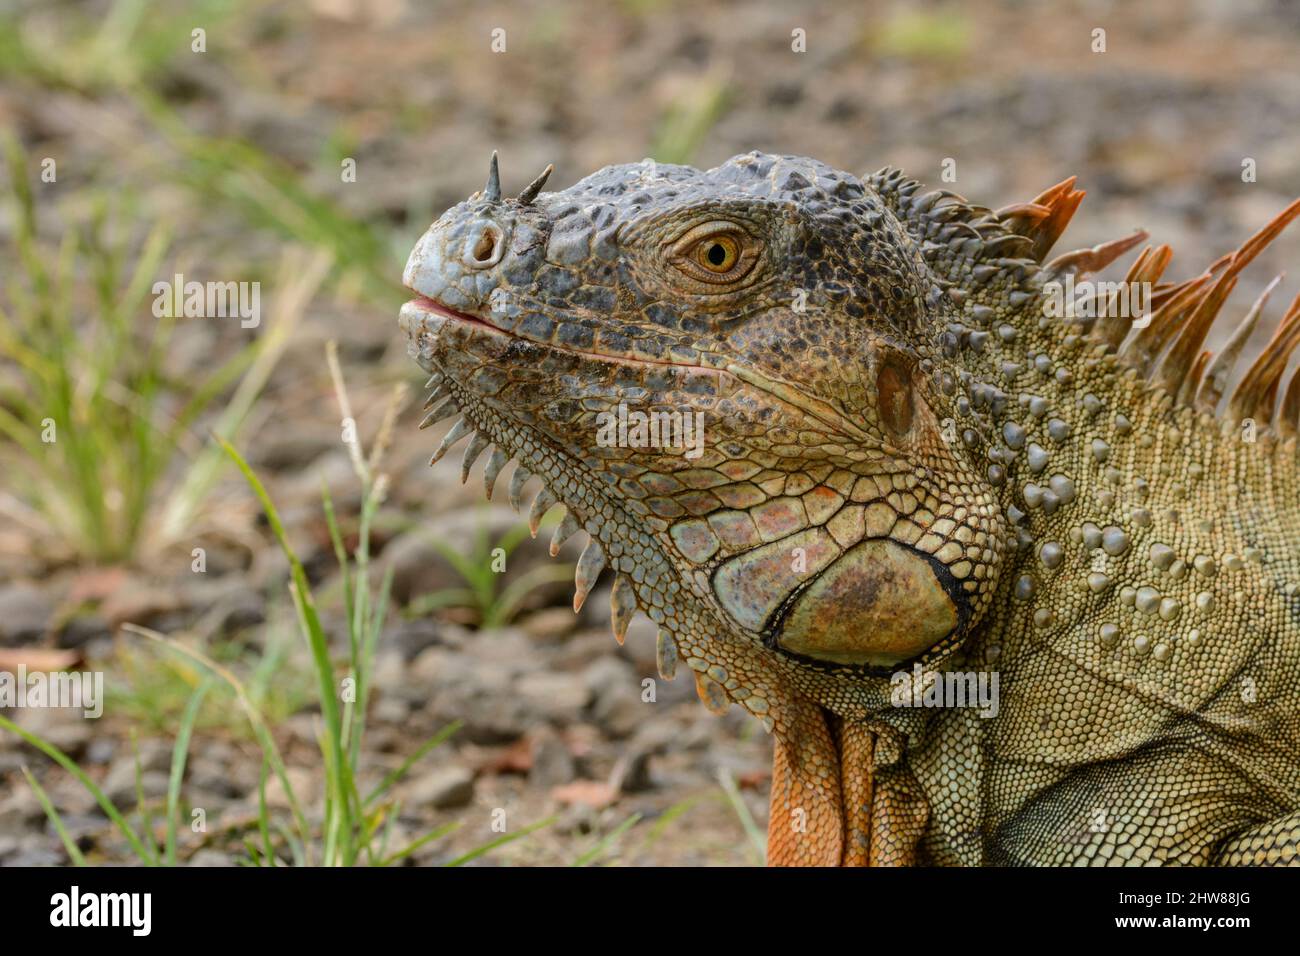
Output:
401 294 882 448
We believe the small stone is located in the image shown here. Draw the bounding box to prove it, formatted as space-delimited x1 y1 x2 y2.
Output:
408 765 476 810
1193 555 1217 578
0 584 54 646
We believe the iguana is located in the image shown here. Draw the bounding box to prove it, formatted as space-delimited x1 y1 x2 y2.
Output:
398 151 1300 866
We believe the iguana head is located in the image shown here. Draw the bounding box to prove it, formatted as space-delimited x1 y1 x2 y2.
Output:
400 151 1006 715
402 151 1300 866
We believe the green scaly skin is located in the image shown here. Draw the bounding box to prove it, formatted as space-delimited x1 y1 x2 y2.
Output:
399 152 1300 866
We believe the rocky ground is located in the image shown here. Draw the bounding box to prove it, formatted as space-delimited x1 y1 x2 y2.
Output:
2 0 1300 865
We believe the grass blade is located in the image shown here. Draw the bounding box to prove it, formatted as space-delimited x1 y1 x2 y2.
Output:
21 765 88 866
0 714 153 863
165 677 212 865
362 720 461 810
443 816 557 867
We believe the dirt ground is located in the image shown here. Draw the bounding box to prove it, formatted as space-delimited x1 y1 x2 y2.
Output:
2 0 1300 866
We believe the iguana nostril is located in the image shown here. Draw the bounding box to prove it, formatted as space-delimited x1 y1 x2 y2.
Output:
473 231 497 262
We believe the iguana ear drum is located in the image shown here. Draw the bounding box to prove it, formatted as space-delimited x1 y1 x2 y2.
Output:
875 352 914 437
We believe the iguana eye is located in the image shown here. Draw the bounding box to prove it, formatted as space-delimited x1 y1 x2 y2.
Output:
670 222 759 286
697 235 739 272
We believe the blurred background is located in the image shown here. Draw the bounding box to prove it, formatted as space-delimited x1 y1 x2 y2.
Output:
2 0 1299 866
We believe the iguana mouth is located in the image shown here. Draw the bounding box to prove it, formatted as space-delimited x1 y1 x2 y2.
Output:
404 295 500 331
401 291 727 379
399 294 514 341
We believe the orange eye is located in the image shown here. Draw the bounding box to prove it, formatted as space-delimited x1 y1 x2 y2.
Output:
695 234 740 273
671 222 759 288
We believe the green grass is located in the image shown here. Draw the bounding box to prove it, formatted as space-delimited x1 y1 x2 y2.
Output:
649 76 730 167
106 624 313 737
0 134 320 562
871 9 972 61
0 346 553 865
404 509 576 628
0 3 405 312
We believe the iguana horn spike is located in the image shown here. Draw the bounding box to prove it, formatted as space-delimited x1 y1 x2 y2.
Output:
549 511 581 557
609 574 636 645
460 431 491 483
1229 290 1300 424
429 418 472 465
483 150 501 203
482 446 509 499
527 487 557 537
572 538 605 612
1196 274 1282 412
516 163 554 204
507 465 533 512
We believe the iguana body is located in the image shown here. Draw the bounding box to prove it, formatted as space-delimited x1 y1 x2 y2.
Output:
399 152 1300 866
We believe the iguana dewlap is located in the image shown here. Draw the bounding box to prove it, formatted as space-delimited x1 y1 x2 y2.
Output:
399 152 1300 866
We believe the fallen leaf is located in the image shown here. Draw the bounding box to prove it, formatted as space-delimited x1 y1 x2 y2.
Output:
549 779 618 809
0 648 83 671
